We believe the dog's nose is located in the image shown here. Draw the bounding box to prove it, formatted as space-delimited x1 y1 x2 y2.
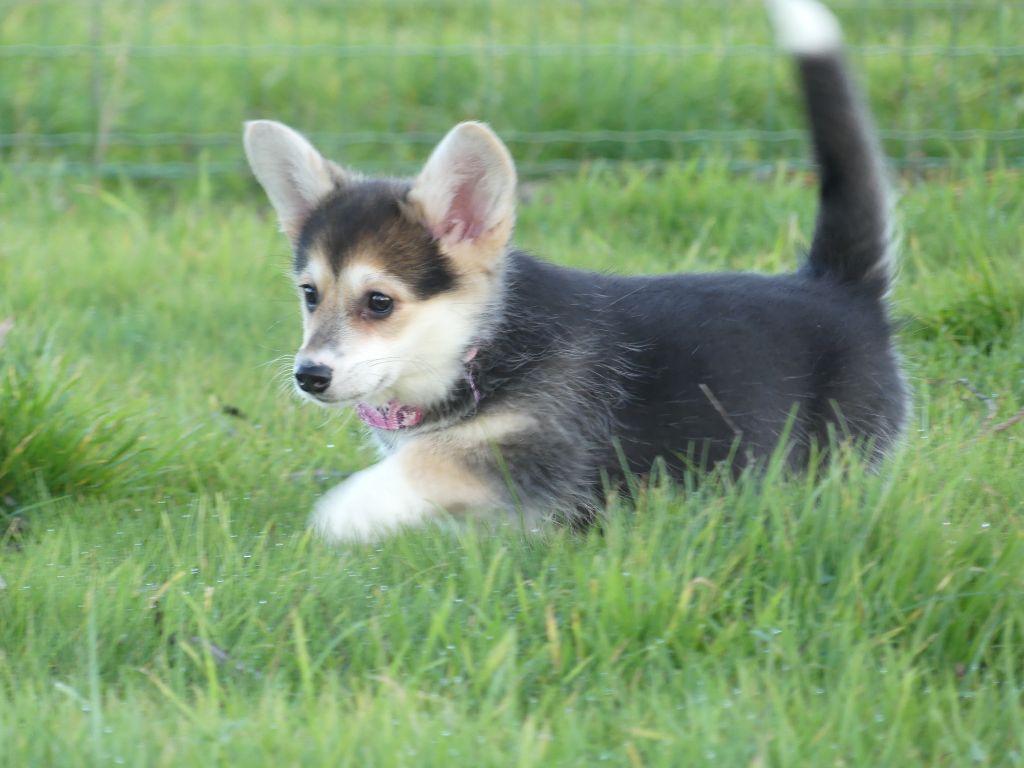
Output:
295 363 333 394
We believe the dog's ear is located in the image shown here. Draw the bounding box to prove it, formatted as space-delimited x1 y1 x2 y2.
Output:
408 122 517 267
243 120 345 241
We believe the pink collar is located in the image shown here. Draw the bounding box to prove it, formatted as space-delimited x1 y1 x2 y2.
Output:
355 400 424 430
355 347 481 431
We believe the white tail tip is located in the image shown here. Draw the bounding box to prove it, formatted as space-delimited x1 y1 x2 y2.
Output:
765 0 842 56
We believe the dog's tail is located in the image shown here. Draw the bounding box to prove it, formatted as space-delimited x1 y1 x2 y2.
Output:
766 0 894 299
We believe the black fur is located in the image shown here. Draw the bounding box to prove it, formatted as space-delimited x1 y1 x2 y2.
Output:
466 251 905 515
422 49 908 518
799 55 893 297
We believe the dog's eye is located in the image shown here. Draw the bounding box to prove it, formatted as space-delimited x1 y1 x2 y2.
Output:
365 291 394 318
300 284 318 311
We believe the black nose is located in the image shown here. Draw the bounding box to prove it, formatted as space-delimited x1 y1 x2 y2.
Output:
295 363 333 394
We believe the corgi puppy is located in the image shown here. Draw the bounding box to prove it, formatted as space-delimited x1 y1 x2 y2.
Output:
243 0 907 543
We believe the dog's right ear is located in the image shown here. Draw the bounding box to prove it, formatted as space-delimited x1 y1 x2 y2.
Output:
243 120 344 242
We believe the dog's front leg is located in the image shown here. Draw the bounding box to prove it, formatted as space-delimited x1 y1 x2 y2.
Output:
309 442 493 543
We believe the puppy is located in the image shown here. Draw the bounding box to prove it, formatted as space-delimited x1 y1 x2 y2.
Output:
243 0 908 543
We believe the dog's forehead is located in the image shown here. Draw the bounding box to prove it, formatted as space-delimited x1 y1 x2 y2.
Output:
294 179 457 298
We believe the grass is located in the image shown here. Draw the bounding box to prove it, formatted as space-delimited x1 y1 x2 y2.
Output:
0 329 157 508
0 160 1022 765
2 0 1024 176
2 1 1023 762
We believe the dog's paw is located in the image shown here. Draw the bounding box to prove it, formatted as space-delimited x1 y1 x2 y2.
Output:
309 459 435 544
765 0 842 56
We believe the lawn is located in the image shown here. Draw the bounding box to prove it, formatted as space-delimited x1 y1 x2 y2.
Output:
2 162 1022 765
2 1 1024 766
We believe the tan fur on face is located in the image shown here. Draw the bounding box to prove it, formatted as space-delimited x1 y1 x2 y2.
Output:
295 240 501 407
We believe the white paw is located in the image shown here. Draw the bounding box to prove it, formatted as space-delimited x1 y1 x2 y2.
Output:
309 459 435 543
765 0 842 55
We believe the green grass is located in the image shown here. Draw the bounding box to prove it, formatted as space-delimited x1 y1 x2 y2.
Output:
2 0 1024 176
3 4 1022 764
0 329 158 508
1 160 1022 765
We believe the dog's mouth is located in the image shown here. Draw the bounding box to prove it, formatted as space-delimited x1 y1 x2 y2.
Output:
302 391 344 406
294 373 392 408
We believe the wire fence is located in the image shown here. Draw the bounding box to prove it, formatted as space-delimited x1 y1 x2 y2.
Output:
1 0 1022 180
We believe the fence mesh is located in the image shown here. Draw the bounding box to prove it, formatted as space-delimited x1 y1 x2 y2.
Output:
2 0 1022 179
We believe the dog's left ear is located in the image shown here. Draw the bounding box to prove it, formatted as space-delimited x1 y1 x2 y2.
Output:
408 122 517 266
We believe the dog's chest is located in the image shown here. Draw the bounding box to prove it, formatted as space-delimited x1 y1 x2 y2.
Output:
369 429 404 457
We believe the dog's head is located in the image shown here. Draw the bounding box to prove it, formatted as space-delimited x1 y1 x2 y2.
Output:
243 121 516 408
